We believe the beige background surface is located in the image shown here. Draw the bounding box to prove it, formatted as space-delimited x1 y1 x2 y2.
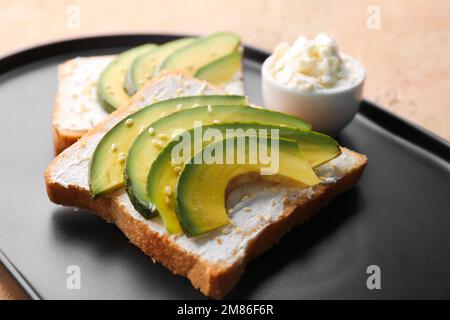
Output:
0 0 449 300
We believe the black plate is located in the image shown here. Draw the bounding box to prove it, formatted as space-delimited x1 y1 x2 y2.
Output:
0 34 449 300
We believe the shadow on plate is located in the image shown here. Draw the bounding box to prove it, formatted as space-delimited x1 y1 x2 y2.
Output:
50 208 206 299
228 187 365 299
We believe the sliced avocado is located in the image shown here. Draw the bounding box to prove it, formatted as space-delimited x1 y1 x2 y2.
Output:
97 44 157 112
176 136 321 236
89 95 246 198
194 51 242 86
148 123 340 234
125 105 312 218
157 32 240 75
125 38 195 95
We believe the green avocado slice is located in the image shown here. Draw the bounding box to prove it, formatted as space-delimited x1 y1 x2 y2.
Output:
125 105 312 218
157 32 240 75
89 95 247 198
194 50 242 86
97 44 157 113
176 136 321 236
125 38 195 95
148 123 340 234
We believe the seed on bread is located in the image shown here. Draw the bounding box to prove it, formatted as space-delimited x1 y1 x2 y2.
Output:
118 152 126 163
125 118 134 127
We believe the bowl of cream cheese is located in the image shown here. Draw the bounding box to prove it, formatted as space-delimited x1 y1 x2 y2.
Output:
262 33 365 136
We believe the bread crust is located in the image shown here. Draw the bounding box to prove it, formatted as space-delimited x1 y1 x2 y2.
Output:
45 146 367 299
52 127 81 155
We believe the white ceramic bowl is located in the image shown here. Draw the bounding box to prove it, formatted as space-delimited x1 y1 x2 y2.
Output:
262 54 365 136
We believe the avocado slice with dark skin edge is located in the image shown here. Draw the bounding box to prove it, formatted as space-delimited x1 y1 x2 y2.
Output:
194 50 242 86
147 122 340 234
97 44 157 113
125 105 312 218
157 32 240 75
125 38 195 95
176 136 321 236
89 95 247 198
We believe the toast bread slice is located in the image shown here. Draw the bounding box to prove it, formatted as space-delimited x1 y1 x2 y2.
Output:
45 73 367 298
52 56 113 155
52 56 245 155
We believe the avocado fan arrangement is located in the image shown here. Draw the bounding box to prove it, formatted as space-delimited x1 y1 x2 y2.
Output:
89 95 341 237
97 31 242 112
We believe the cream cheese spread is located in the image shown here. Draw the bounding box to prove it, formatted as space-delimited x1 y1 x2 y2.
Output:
268 33 364 92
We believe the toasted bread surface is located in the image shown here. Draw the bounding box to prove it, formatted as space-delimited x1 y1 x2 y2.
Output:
52 56 245 155
52 56 113 155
